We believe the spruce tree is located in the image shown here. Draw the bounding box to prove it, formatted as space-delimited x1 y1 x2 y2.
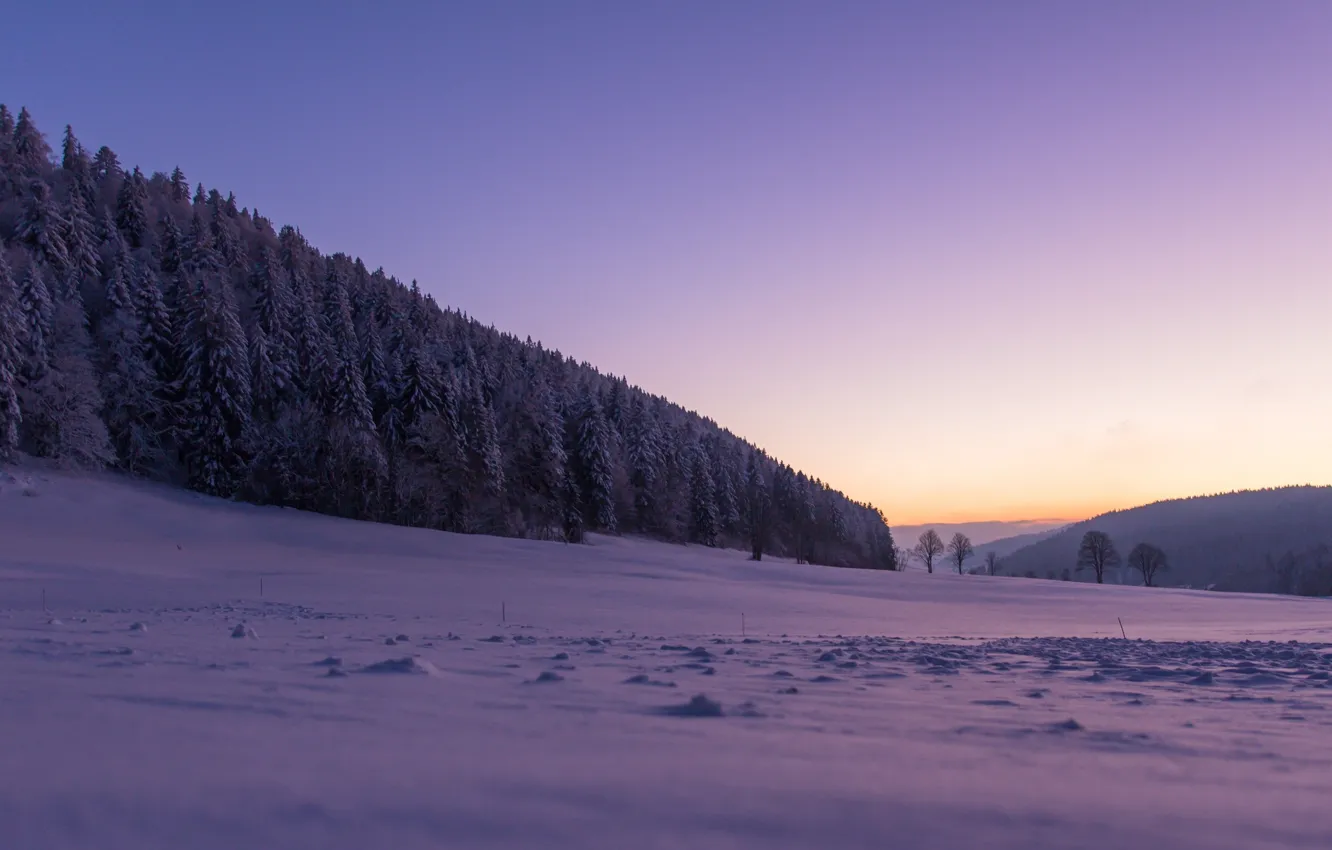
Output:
91 146 122 183
158 216 184 276
19 282 113 468
168 167 189 203
0 255 23 460
178 275 252 495
16 180 70 273
115 167 150 249
688 440 719 546
17 263 53 382
571 388 616 532
12 107 51 174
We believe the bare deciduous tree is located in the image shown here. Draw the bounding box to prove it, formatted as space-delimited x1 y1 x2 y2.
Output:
1127 543 1168 587
892 545 911 572
984 551 999 576
947 532 974 575
1076 530 1120 584
914 529 945 574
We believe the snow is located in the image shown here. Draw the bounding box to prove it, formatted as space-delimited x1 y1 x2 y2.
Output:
4 468 1332 849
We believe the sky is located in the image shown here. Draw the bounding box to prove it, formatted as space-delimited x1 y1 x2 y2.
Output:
5 1 1331 525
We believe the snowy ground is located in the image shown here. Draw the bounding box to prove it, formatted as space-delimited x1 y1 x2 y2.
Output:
4 468 1332 849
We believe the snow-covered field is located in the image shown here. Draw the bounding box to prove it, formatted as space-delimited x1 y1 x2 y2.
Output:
4 468 1332 849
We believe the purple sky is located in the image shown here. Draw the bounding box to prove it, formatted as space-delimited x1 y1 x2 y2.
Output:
7 1 1332 523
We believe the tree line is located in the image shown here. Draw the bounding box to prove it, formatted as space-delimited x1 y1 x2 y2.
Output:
896 526 1171 588
0 106 897 569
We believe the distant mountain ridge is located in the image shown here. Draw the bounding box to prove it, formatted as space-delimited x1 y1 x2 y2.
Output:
996 487 1332 592
894 520 1072 548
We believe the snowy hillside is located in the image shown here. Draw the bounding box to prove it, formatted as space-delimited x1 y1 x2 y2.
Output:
5 466 1332 850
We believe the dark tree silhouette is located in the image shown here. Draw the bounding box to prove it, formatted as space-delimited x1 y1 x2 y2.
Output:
915 529 945 574
984 550 999 576
947 532 974 575
1076 530 1120 584
1127 543 1169 587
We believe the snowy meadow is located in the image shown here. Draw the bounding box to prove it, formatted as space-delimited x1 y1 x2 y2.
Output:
4 468 1332 850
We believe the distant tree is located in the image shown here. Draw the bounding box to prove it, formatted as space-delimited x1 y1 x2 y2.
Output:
984 550 999 576
892 544 911 572
947 532 974 575
1127 543 1169 588
915 529 945 574
1076 530 1120 584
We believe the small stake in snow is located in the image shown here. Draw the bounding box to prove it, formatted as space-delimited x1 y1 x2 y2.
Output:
1118 617 1127 640
502 601 506 623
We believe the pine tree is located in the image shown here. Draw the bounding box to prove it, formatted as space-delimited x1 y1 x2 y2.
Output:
17 263 53 382
744 452 770 560
168 167 189 203
60 125 83 172
626 395 663 531
91 146 122 183
571 388 616 532
157 215 184 276
508 371 566 536
97 258 161 471
19 284 114 468
0 105 15 170
16 180 70 272
0 255 23 460
63 194 101 286
12 107 51 173
178 274 252 495
115 167 150 249
688 440 719 546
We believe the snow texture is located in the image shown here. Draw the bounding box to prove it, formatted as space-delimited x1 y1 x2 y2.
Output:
5 468 1332 849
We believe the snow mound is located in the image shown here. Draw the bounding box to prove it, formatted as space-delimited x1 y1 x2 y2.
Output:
658 694 724 717
360 656 440 676
231 623 258 639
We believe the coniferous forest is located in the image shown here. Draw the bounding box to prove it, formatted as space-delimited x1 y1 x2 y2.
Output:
0 107 897 569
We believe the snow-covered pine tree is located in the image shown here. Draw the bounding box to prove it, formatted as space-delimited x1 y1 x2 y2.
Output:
91 146 122 184
19 275 113 468
16 180 70 273
157 216 184 276
115 167 150 249
63 192 101 287
570 387 617 533
688 439 719 546
626 394 663 532
0 255 23 460
507 369 566 537
744 451 770 560
17 262 53 383
96 253 161 472
12 107 52 174
168 167 189 204
178 273 252 495
0 105 15 172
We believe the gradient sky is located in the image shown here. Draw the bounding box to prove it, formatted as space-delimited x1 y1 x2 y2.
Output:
6 1 1331 525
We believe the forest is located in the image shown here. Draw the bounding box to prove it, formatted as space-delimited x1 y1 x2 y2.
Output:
0 106 897 570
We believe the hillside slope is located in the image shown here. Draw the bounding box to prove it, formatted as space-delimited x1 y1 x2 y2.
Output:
6 466 1332 850
0 106 893 570
998 487 1332 592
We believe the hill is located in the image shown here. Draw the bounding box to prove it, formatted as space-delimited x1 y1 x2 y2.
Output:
996 487 1332 593
893 519 1070 548
6 464 1332 850
0 106 893 569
